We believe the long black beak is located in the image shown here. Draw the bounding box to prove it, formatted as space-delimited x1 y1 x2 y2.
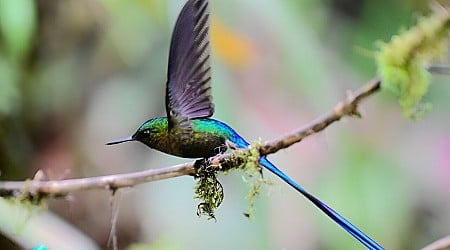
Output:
106 136 134 145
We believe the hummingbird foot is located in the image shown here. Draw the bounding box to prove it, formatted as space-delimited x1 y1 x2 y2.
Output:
225 140 238 150
193 158 217 177
193 158 209 174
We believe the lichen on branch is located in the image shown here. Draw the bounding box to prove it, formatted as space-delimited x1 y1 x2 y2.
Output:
193 141 268 219
377 6 450 118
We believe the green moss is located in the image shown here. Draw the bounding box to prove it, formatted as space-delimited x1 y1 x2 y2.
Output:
235 140 274 219
193 140 272 219
238 141 264 218
377 11 449 119
193 160 223 220
0 196 47 235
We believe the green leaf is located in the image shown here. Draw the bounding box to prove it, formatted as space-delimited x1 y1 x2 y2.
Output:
0 58 20 117
0 0 37 61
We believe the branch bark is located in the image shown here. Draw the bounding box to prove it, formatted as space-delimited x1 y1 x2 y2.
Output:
421 235 450 250
260 77 381 155
0 77 381 199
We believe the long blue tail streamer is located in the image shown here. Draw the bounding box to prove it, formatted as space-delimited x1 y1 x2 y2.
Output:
259 157 383 250
230 133 383 250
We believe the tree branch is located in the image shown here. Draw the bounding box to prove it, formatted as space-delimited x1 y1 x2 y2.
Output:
0 163 196 199
421 235 450 250
0 77 381 199
260 77 381 155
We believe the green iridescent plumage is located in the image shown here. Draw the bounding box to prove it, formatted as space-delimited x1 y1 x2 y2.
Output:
106 0 383 249
129 117 243 158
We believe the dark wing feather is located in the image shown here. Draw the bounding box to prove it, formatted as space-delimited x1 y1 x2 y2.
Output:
165 0 213 128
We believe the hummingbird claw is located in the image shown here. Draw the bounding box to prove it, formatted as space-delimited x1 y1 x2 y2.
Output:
225 140 238 150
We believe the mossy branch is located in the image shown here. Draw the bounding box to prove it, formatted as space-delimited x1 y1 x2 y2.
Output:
0 3 448 222
377 4 450 118
0 77 381 202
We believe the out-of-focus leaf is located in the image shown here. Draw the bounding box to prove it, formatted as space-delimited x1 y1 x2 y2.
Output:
137 0 167 24
0 0 36 61
128 238 182 250
0 198 99 250
100 0 159 66
28 58 78 117
0 58 21 117
317 142 412 250
211 17 256 69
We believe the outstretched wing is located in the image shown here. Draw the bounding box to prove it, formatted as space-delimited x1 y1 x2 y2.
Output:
165 0 213 128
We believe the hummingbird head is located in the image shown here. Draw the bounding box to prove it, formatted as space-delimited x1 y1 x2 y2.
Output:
106 118 166 147
105 129 150 146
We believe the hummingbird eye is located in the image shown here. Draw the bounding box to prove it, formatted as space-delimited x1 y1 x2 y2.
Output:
143 130 150 134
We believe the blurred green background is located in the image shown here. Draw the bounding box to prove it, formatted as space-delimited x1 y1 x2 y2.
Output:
0 0 449 249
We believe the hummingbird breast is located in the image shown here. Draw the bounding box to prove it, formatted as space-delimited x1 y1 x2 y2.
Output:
168 130 227 158
140 118 247 159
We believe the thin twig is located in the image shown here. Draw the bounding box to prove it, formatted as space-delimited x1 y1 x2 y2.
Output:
0 163 195 198
260 77 381 155
426 64 450 75
0 77 382 199
421 235 450 250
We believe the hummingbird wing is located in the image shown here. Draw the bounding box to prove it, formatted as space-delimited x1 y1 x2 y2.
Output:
165 0 213 128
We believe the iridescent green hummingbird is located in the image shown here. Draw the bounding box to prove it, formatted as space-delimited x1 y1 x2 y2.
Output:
107 0 383 249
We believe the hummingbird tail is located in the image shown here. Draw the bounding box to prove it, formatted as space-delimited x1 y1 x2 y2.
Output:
259 157 384 250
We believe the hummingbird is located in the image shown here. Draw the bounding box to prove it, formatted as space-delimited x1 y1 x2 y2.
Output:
107 0 383 249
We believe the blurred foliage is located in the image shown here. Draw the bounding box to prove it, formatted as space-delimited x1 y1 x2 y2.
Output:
0 0 36 62
0 0 449 249
0 0 37 179
318 140 413 249
377 9 450 118
211 17 256 69
128 238 182 250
